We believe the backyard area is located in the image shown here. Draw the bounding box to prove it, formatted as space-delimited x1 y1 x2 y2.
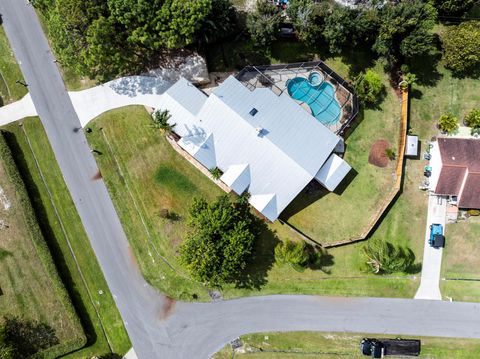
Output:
0 135 84 357
213 331 480 359
1 119 131 358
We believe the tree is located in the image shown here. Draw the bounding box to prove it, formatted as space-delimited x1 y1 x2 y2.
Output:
373 1 437 67
464 109 480 129
247 0 281 48
385 148 396 161
432 0 476 16
438 113 459 134
197 0 238 45
362 239 415 274
0 326 13 359
151 109 175 133
179 195 258 286
275 240 309 269
443 21 480 75
353 69 384 106
287 0 329 46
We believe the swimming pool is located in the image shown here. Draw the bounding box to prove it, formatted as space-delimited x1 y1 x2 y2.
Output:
287 73 341 126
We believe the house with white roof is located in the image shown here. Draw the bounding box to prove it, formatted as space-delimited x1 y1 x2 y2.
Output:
159 75 351 221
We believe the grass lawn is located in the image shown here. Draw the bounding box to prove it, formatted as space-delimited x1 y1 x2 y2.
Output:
0 26 28 104
213 331 480 359
86 106 418 301
0 136 84 356
2 119 131 357
440 216 480 302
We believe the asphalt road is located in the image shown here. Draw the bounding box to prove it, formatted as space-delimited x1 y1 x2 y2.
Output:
1 2 480 359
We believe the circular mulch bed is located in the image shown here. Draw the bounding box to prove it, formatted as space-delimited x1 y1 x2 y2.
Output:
369 140 390 167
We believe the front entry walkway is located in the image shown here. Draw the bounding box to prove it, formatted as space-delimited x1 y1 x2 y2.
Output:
415 195 447 300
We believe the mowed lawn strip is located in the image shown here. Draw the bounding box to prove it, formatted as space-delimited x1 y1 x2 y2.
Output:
0 26 28 103
86 106 418 301
213 331 480 359
2 118 131 357
0 135 85 357
87 106 222 301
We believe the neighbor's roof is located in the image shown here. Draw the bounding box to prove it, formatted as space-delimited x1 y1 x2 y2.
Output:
163 76 342 220
435 137 480 209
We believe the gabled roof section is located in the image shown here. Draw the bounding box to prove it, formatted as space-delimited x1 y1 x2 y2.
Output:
165 77 207 116
178 132 216 170
314 153 351 191
250 194 277 221
438 137 480 172
435 166 467 196
459 173 480 208
212 76 340 176
220 164 250 195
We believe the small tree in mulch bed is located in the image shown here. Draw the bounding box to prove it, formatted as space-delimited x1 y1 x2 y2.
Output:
209 167 222 180
438 113 459 134
464 109 480 129
368 140 390 168
151 109 175 134
385 148 396 160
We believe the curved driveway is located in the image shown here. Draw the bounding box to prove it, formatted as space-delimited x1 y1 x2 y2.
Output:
1 2 480 359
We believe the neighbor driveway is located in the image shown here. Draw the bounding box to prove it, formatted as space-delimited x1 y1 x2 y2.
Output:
415 195 447 300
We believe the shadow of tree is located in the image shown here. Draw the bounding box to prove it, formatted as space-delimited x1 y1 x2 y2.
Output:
0 248 12 261
3 316 59 358
234 220 279 290
306 245 335 274
406 36 443 87
99 354 123 359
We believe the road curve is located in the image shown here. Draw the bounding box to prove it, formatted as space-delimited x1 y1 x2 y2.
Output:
2 2 480 359
0 1 171 357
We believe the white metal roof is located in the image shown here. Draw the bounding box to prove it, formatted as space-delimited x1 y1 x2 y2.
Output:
314 153 351 191
220 164 251 194
163 76 345 221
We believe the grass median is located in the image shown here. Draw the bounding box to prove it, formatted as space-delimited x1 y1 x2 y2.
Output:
213 331 480 359
2 118 131 358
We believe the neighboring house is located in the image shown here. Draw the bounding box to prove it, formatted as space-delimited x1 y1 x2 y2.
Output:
159 75 351 221
431 137 480 209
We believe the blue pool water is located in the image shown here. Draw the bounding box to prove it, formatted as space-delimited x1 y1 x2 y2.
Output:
287 74 341 126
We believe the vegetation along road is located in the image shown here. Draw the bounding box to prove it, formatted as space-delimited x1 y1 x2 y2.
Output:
1 1 480 359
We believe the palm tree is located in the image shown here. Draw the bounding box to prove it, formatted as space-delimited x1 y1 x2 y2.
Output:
151 109 175 134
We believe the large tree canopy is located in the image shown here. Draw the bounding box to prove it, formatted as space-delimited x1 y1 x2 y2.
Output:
443 21 480 76
432 0 476 16
179 195 259 286
373 0 437 66
36 0 236 79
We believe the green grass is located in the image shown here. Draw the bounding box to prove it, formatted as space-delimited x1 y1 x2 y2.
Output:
0 134 85 356
0 26 28 104
440 216 480 302
213 331 480 359
85 106 418 301
155 164 198 197
2 118 131 357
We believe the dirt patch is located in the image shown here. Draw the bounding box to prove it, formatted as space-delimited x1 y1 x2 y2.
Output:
369 140 390 168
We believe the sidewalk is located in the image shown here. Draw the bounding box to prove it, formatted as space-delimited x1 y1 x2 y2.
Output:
414 195 446 300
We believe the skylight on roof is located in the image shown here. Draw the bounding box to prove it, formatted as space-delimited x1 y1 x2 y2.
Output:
249 108 258 116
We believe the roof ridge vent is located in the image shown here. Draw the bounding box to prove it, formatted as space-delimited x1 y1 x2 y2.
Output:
255 126 264 136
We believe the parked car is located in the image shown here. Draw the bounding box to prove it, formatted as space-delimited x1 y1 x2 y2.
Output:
429 223 445 248
361 338 421 358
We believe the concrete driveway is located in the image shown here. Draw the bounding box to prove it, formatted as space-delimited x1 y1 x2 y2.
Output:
415 195 447 300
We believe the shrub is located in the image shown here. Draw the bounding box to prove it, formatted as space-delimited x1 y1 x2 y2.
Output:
385 148 396 160
362 238 416 274
209 167 222 180
246 0 281 48
464 109 480 129
151 109 175 133
443 21 480 75
438 113 459 134
275 240 309 269
353 69 384 106
467 209 480 217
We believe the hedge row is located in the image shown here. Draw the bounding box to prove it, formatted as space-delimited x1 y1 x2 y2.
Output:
0 132 87 358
